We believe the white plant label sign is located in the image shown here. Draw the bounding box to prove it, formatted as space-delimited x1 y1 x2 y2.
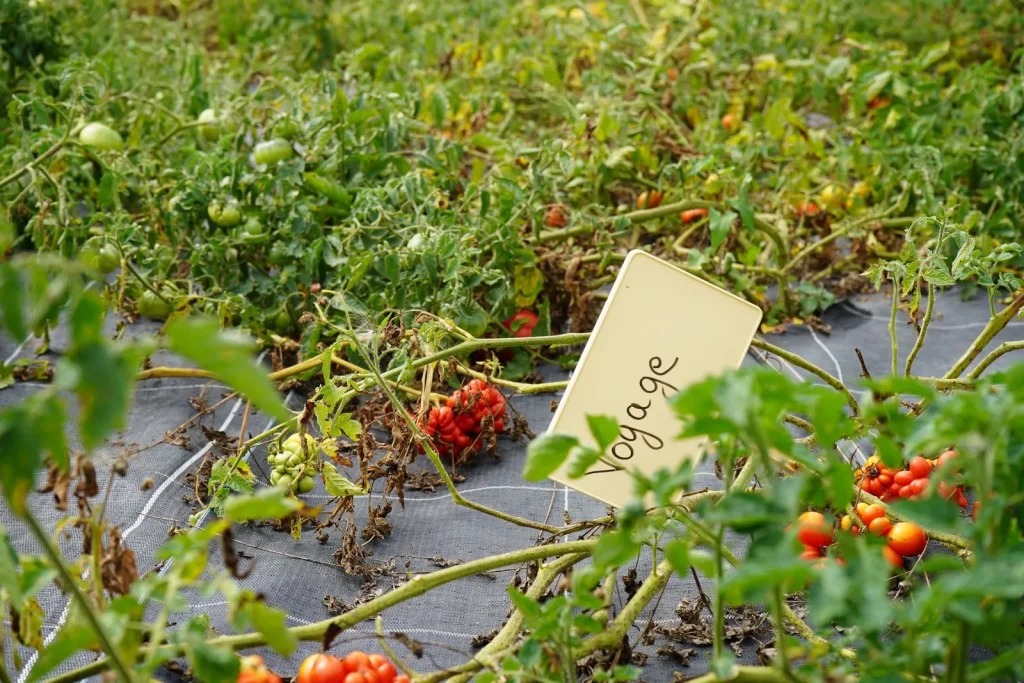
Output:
546 250 763 508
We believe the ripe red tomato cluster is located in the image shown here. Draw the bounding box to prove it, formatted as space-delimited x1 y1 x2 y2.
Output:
420 380 507 456
798 506 928 571
295 651 407 683
860 451 968 507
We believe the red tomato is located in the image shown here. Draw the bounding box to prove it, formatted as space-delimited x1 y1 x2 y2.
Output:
544 205 567 228
887 522 927 557
800 545 823 561
893 470 915 487
394 677 411 683
954 488 969 508
909 478 928 496
882 545 904 569
795 202 820 217
503 310 538 338
972 501 980 521
297 654 347 683
343 674 369 683
857 504 885 526
868 517 892 536
797 511 833 549
908 456 932 479
898 485 913 498
368 656 396 683
343 652 372 674
721 112 737 129
887 482 902 496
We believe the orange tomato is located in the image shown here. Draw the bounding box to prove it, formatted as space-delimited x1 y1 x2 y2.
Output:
867 517 892 536
238 655 283 683
680 207 710 223
394 677 411 683
721 112 737 130
839 514 861 535
887 522 927 557
544 205 567 228
800 545 823 561
797 511 833 549
908 456 932 479
882 545 904 569
857 503 886 526
936 449 959 468
637 190 664 209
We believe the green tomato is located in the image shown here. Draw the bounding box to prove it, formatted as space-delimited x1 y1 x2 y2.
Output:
285 453 302 468
253 138 294 165
137 290 171 320
79 122 124 151
273 309 296 335
297 476 315 494
272 117 302 140
283 433 316 454
454 303 488 338
81 238 119 275
267 241 290 267
197 108 220 141
276 474 293 489
224 247 238 263
273 452 289 466
270 471 281 485
697 27 719 46
207 198 242 227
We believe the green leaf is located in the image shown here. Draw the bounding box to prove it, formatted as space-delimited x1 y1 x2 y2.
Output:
664 538 690 576
566 446 604 479
0 393 67 514
224 487 301 522
166 317 291 423
703 491 789 531
518 638 541 668
523 433 578 481
764 97 791 139
0 524 23 606
321 463 364 497
245 602 297 656
97 171 118 209
189 640 240 683
507 586 542 619
0 264 27 341
585 414 619 450
864 70 892 101
708 209 737 252
593 530 638 567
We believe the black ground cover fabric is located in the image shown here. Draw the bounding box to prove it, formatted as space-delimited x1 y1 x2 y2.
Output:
2 286 1019 682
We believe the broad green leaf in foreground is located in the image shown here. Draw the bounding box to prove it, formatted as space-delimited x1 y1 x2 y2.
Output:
224 487 301 522
166 317 292 422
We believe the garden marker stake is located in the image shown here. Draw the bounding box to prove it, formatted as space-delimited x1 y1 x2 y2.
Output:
544 250 762 507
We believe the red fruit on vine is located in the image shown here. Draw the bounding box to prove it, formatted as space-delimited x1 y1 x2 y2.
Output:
882 545 904 570
908 456 932 479
868 96 891 110
800 545 823 561
796 511 833 549
795 202 820 218
893 470 915 487
503 310 538 338
856 455 899 497
544 205 568 228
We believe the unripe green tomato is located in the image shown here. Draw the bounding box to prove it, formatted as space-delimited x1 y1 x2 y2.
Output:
253 138 294 165
207 198 242 227
197 108 220 141
297 476 315 494
79 122 124 151
267 241 290 267
273 309 295 335
272 117 302 140
273 452 290 466
285 453 302 468
224 247 238 263
137 290 171 320
696 27 719 46
283 433 316 454
81 238 119 274
270 471 281 485
276 474 292 489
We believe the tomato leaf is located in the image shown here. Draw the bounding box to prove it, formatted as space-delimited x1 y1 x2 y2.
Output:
523 433 578 481
321 463 364 497
224 487 301 522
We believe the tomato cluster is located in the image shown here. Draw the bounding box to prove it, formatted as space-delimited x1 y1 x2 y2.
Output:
419 380 507 458
798 506 928 571
292 652 406 683
266 651 409 683
636 189 664 210
859 451 968 507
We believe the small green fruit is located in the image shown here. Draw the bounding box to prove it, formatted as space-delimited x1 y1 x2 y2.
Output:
197 108 220 141
137 290 171 320
79 122 124 151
